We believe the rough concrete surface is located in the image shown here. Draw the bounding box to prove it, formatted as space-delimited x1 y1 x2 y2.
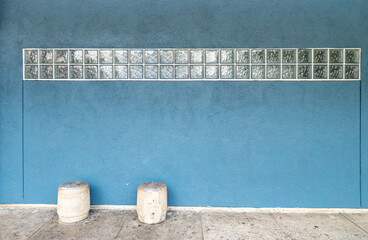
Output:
1 207 368 239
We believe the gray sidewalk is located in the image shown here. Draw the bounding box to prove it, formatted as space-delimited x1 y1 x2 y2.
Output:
1 207 368 239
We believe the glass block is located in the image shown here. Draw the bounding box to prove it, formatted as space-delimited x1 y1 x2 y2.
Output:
266 65 280 79
220 65 234 79
55 65 68 79
282 65 296 79
85 66 98 79
130 50 143 64
329 49 343 63
130 65 143 79
205 50 218 64
99 50 113 64
220 49 234 64
190 65 203 79
160 50 174 64
314 49 327 63
40 50 53 64
282 49 296 63
298 65 312 79
115 50 128 64
145 50 158 64
236 49 249 64
145 65 158 79
267 49 280 63
205 66 219 79
70 65 83 79
175 66 189 79
100 66 113 79
175 50 188 64
40 65 53 79
313 65 327 79
55 50 68 63
329 65 343 79
190 50 203 64
25 50 38 64
251 49 265 64
298 49 312 63
345 65 359 79
160 65 173 79
345 49 359 63
251 65 265 79
85 50 98 64
115 65 128 79
236 65 249 79
70 50 83 63
25 65 38 79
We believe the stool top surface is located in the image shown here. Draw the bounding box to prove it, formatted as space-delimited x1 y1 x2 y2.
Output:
139 181 166 190
59 181 89 190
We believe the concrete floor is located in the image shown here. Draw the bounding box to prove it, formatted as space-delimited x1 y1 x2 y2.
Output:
1 207 368 240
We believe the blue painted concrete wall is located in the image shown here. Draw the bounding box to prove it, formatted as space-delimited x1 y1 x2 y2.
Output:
1 0 367 207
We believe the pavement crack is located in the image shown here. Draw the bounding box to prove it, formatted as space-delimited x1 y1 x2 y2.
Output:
27 213 56 240
340 213 368 235
199 213 205 240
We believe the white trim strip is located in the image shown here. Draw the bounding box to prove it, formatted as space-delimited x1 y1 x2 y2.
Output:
23 48 361 81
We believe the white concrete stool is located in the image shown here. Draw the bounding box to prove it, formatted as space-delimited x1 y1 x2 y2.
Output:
57 181 90 223
137 181 167 224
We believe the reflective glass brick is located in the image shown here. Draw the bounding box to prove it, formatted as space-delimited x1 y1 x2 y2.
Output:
220 49 234 63
205 50 218 64
25 65 38 79
329 49 343 63
85 50 98 64
267 65 280 79
313 65 327 79
160 50 174 64
220 65 234 79
25 50 38 64
329 65 343 79
40 50 53 64
40 65 53 79
130 50 143 64
175 50 189 64
70 50 83 63
190 65 203 78
298 49 312 63
236 65 249 79
100 65 113 79
175 66 189 79
145 65 158 79
298 65 312 79
190 50 204 64
145 50 158 64
70 65 83 79
251 65 265 79
115 50 128 64
55 50 68 63
345 49 359 63
130 65 143 79
99 50 113 64
85 66 98 79
345 65 359 79
205 65 219 79
314 49 327 63
267 49 280 63
115 65 128 79
282 49 296 63
160 65 173 79
282 65 296 79
251 49 265 64
55 65 68 79
236 49 249 64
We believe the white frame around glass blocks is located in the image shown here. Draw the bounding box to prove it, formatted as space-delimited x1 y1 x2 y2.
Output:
23 48 361 81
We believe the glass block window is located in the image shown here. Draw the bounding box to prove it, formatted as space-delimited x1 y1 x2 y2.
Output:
23 48 361 81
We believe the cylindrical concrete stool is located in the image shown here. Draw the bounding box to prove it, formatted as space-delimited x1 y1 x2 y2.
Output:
57 181 90 223
137 181 167 224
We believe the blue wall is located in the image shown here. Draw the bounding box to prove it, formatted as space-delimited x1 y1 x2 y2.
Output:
1 0 367 207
